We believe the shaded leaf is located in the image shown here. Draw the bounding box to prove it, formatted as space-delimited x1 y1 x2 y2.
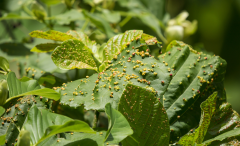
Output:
37 120 95 145
54 9 84 25
82 10 116 38
51 39 97 71
118 84 170 146
31 43 60 53
0 96 46 146
105 103 133 144
0 43 32 56
0 56 10 72
178 92 218 145
31 2 47 21
6 72 60 103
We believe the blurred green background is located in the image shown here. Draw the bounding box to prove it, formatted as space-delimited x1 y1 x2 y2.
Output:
0 0 240 113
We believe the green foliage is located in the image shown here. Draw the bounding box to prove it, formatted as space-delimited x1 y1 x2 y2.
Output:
6 72 60 103
1 0 239 145
105 103 133 144
0 57 10 73
119 84 170 146
23 105 95 145
0 79 8 105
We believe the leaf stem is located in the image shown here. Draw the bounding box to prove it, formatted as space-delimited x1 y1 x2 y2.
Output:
92 110 99 128
119 16 132 27
81 6 95 31
0 70 7 75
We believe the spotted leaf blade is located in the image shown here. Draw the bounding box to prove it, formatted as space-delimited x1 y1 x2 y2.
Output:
118 84 170 146
201 103 240 145
29 30 74 42
51 39 97 71
178 92 218 145
99 30 144 72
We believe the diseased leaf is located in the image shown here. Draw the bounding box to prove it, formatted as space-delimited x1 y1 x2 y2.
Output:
51 39 97 71
29 30 74 42
6 72 60 103
178 92 218 145
105 103 133 144
118 84 170 146
203 128 240 145
31 43 60 53
0 96 46 146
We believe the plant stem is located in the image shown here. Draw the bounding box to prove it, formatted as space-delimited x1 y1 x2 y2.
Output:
47 6 53 29
119 15 132 27
92 110 99 128
81 6 95 31
0 70 7 75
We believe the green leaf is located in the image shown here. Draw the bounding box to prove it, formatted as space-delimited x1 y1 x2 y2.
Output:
17 129 30 146
82 10 116 38
66 30 98 53
54 9 84 25
118 84 170 146
98 30 144 72
40 0 63 6
101 9 121 23
0 43 32 56
51 39 97 71
0 96 45 146
105 103 133 144
0 79 8 105
36 120 95 145
200 102 240 145
31 2 47 21
31 43 60 53
48 132 106 146
0 134 6 145
202 128 240 145
29 30 74 42
6 72 60 103
0 56 10 72
0 106 5 116
23 105 94 145
0 13 35 21
178 92 218 145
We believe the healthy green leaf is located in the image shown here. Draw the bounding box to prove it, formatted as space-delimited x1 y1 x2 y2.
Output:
36 120 95 145
40 0 63 6
54 9 84 25
17 129 31 146
0 56 10 72
82 10 116 38
0 106 5 116
51 39 97 71
118 84 170 146
0 43 32 56
105 103 133 144
23 105 94 145
31 2 47 21
178 92 218 145
0 79 8 105
31 43 60 53
6 72 60 103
